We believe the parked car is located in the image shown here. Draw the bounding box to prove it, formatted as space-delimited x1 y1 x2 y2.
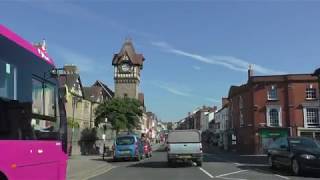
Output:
267 136 320 175
113 135 144 161
167 130 203 166
143 140 152 158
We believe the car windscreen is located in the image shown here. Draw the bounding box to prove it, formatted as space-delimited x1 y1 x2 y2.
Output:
116 136 135 145
168 131 200 143
289 138 319 149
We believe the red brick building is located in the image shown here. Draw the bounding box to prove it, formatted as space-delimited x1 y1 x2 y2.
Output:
228 68 320 154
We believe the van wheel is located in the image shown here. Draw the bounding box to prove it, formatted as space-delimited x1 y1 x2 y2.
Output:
268 156 276 169
196 161 202 167
168 159 174 167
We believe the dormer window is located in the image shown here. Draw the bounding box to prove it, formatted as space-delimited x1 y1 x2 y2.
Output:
267 85 277 100
306 84 316 100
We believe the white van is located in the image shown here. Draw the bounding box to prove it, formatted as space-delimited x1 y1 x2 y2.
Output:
167 130 203 166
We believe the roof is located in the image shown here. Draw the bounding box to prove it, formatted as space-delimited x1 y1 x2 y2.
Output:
83 86 103 102
92 80 114 98
228 73 318 98
0 24 54 65
58 73 84 97
112 40 145 66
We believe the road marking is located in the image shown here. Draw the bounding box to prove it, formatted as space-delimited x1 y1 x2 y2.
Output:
275 174 290 180
199 167 214 178
215 170 248 178
233 163 242 166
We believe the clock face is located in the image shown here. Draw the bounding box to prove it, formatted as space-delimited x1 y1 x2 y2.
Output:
121 63 131 72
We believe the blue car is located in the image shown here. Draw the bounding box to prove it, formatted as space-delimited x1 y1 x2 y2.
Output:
113 135 144 161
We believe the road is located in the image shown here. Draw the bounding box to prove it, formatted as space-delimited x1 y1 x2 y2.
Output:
90 147 320 180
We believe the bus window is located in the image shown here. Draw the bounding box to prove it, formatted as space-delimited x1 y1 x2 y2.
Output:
0 59 16 100
31 77 60 140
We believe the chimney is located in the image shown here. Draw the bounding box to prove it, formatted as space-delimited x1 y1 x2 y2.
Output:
64 64 79 74
222 97 229 107
213 106 217 112
248 64 254 80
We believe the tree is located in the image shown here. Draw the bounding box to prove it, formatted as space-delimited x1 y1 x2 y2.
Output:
95 97 143 134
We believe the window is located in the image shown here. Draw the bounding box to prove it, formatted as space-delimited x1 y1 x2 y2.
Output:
266 106 281 127
239 96 243 109
0 60 17 100
306 85 316 99
240 111 244 127
304 108 320 128
32 78 58 132
267 85 277 100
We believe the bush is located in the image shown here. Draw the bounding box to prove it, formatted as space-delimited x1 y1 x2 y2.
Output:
78 128 98 155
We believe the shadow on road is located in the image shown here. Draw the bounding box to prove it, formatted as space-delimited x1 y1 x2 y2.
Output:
128 161 194 169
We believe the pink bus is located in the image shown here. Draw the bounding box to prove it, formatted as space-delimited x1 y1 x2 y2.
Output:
0 25 68 180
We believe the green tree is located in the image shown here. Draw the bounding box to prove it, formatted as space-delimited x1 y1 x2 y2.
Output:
95 97 143 134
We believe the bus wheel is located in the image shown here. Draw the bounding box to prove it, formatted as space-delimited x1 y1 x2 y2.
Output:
0 172 8 180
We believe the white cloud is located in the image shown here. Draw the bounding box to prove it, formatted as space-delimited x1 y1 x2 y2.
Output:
151 41 286 75
152 82 192 97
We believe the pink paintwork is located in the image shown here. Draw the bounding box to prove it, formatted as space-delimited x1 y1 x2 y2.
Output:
0 141 67 180
0 24 54 65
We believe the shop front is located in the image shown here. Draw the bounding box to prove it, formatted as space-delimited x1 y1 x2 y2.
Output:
298 127 320 140
259 128 289 153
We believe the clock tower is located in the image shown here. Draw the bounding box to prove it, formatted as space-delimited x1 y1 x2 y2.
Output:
112 39 145 99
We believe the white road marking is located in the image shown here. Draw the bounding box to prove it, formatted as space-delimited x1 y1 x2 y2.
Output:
199 167 214 178
275 174 290 180
233 163 242 166
215 170 248 178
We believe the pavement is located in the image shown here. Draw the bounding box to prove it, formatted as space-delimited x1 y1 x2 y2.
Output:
67 155 113 180
67 143 162 180
89 144 320 180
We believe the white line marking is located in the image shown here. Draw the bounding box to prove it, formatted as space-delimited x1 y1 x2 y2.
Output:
275 174 290 180
199 167 214 178
233 163 242 166
216 170 248 178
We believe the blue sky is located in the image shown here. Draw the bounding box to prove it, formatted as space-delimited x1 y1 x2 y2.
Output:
1 1 320 121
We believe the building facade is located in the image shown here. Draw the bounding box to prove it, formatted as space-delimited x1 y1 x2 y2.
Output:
228 68 320 154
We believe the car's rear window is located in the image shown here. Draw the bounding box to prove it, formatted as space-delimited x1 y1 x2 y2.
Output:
168 131 200 143
116 136 135 145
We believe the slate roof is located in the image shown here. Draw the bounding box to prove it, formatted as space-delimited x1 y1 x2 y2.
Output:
112 40 145 66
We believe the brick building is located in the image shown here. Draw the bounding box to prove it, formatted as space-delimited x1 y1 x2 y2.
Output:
228 67 320 154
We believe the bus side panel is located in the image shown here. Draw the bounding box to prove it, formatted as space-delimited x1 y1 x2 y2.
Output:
0 141 67 180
